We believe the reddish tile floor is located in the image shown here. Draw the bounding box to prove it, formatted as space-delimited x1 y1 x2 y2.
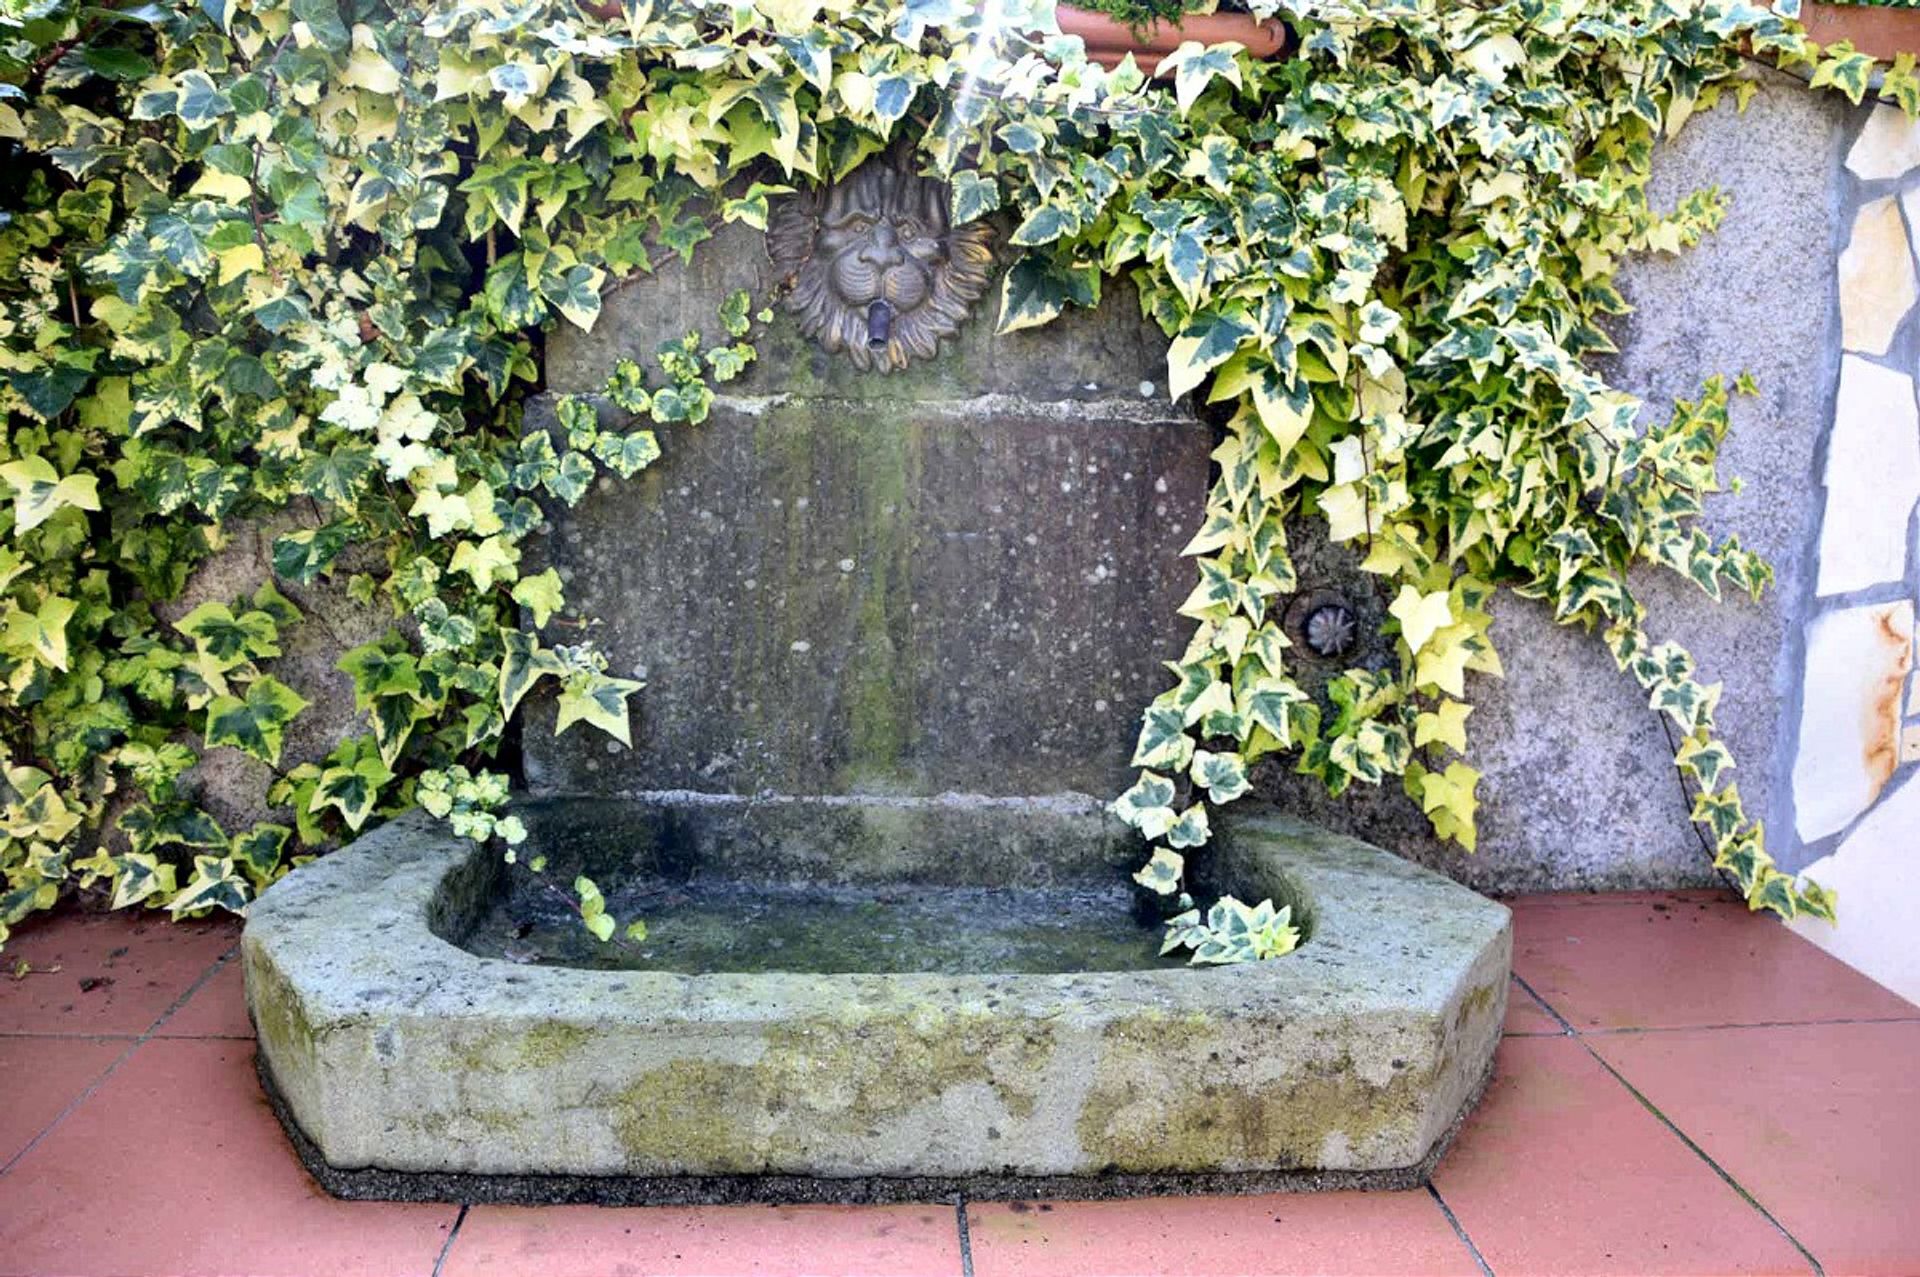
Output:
1 891 1916 1277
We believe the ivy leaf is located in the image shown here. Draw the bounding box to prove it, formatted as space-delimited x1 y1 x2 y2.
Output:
176 602 279 665
554 670 644 746
2 596 78 671
872 73 919 124
1414 700 1473 755
311 747 391 831
0 456 101 535
544 452 596 506
1811 43 1876 106
448 536 519 589
1112 770 1178 839
173 70 230 128
108 852 177 910
498 628 565 720
1388 586 1454 657
950 170 999 224
291 0 351 49
1132 703 1195 772
1675 729 1735 792
230 823 292 886
511 568 565 628
1163 230 1209 308
1189 750 1250 804
338 644 420 709
1167 310 1253 401
542 263 605 331
995 255 1096 335
1131 847 1184 894
575 874 616 942
81 47 154 81
203 676 309 765
297 445 377 505
1418 762 1481 850
167 855 249 919
721 182 795 231
592 429 661 478
119 803 227 857
272 523 354 584
1010 205 1076 247
1165 804 1212 849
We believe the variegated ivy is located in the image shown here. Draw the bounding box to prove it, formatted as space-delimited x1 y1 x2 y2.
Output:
0 0 1904 955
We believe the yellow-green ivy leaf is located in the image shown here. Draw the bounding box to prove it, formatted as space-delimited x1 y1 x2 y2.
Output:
203 676 309 766
0 456 101 535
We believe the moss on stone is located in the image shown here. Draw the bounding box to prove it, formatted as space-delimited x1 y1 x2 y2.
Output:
519 1021 593 1068
610 1008 1056 1171
1074 1011 1430 1172
248 954 317 1068
830 403 919 788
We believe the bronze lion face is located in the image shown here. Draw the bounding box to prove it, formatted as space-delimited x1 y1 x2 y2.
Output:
767 152 994 373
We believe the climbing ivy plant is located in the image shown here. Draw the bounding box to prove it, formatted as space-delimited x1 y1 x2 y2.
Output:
0 0 1907 955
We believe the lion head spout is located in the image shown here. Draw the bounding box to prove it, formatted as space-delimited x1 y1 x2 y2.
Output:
766 151 994 373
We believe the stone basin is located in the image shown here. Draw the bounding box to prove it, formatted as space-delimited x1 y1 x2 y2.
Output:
244 795 1511 1202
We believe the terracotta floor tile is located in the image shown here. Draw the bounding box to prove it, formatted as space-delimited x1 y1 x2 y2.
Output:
0 1037 457 1276
440 1202 962 1277
1505 889 1740 910
964 1192 1479 1277
1592 1021 1920 1276
0 1035 126 1167
156 953 252 1038
1432 1036 1811 1276
1504 975 1564 1036
0 910 238 1036
1510 895 1917 1030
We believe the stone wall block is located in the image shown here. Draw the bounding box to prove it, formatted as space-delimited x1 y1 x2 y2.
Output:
1845 103 1920 180
1837 197 1915 355
1791 599 1915 842
1816 357 1920 596
1790 771 1920 1003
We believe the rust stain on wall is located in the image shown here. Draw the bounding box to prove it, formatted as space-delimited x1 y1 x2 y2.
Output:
1862 605 1914 797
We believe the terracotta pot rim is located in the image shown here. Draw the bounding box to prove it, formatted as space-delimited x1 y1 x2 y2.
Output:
1054 4 1290 72
572 2 1291 71
1796 0 1920 63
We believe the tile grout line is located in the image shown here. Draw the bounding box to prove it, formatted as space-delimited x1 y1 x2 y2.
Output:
954 1195 975 1277
430 1203 470 1277
1581 1014 1920 1035
1509 974 1575 1039
1426 1182 1495 1277
0 942 239 1180
1511 974 1827 1277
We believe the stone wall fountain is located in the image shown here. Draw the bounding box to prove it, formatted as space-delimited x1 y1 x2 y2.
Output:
243 153 1511 1202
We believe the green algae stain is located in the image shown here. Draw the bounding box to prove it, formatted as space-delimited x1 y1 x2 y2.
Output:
610 1009 1056 1171
1074 1011 1425 1172
830 404 920 788
519 1021 593 1068
248 954 317 1070
734 398 922 792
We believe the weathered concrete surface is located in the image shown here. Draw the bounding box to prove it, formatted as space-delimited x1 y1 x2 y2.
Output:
245 803 1509 1188
528 219 1212 799
1256 69 1849 891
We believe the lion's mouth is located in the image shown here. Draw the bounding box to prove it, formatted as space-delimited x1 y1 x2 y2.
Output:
866 300 893 350
831 258 934 312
